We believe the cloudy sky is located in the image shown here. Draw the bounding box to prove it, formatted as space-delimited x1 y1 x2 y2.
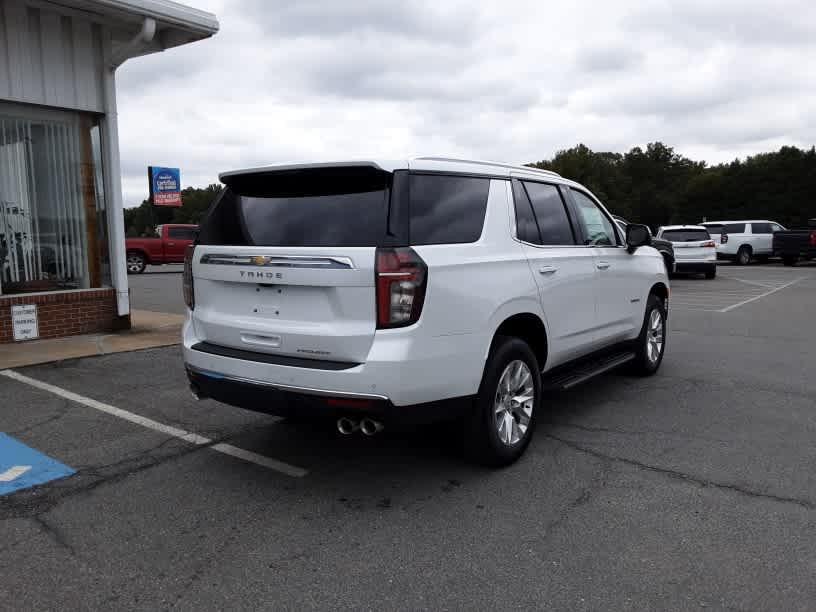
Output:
116 0 816 206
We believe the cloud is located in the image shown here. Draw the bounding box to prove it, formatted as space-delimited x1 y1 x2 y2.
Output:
115 0 816 206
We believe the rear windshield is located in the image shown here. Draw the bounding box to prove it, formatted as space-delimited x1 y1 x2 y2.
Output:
661 229 711 242
199 167 391 247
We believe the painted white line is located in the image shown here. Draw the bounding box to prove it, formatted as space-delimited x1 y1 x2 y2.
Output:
0 465 32 482
0 370 307 478
719 277 805 313
728 277 778 289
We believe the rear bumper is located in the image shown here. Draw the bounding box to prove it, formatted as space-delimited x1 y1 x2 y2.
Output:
675 261 716 273
182 318 486 410
186 365 472 425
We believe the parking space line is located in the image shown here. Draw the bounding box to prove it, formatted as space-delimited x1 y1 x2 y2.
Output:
719 277 805 313
0 369 308 478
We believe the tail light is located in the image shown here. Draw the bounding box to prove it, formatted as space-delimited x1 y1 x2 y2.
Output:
701 241 716 248
721 234 728 244
183 245 195 310
375 247 427 329
810 231 816 247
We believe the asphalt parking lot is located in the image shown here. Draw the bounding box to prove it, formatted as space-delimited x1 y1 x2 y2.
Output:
2 263 815 609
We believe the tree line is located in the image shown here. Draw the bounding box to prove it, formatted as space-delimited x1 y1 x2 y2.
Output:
124 143 815 236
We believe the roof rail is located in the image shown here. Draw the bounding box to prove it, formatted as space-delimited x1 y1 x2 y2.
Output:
414 156 561 178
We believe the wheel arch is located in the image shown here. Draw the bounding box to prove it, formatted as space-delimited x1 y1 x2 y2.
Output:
487 312 548 372
126 248 151 264
649 281 669 305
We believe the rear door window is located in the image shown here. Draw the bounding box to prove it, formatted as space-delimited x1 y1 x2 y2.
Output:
522 182 575 245
660 229 711 242
722 223 746 234
512 180 541 244
169 227 195 240
408 174 489 245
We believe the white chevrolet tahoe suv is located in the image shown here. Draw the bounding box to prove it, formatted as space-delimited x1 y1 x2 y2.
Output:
183 158 669 465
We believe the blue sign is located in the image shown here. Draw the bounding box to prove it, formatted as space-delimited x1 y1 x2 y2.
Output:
0 433 75 496
149 166 182 207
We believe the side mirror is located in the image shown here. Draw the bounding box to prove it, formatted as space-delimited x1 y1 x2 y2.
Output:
626 224 652 253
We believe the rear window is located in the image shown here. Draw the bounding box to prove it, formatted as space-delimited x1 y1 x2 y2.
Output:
408 174 489 245
661 229 711 242
722 223 746 233
702 224 723 235
200 167 392 247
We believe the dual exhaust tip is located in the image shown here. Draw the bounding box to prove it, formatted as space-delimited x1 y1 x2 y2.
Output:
337 417 384 436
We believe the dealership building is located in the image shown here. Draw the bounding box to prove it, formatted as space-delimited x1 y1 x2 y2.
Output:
0 0 217 343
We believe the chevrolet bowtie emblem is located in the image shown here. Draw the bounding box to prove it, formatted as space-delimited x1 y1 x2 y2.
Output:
251 256 268 266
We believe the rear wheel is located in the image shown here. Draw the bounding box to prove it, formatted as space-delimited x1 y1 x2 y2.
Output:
630 294 667 376
783 256 797 267
464 336 540 467
736 246 752 266
126 251 146 274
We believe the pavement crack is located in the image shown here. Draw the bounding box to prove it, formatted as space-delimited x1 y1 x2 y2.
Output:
33 514 77 557
546 433 814 511
7 400 71 435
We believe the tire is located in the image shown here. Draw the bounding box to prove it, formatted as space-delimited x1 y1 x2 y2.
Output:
464 336 541 467
630 294 667 376
705 266 716 279
126 251 147 274
736 246 752 266
783 256 797 267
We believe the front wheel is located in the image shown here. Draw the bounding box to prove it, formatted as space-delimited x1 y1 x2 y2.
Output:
126 251 146 274
464 336 541 467
630 294 667 376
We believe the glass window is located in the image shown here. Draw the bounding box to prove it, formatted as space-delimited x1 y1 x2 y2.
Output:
522 182 574 245
722 223 746 233
0 106 104 295
219 167 391 247
168 227 195 240
771 223 785 232
660 229 711 242
702 223 723 236
569 189 618 246
751 222 772 234
409 174 489 245
512 180 540 244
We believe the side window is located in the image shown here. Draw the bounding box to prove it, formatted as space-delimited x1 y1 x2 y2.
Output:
569 189 619 246
722 223 746 234
751 222 772 234
522 182 575 245
771 223 784 232
409 174 490 245
512 180 541 244
169 228 195 240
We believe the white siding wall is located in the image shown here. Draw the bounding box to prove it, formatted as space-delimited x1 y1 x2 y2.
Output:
0 0 106 113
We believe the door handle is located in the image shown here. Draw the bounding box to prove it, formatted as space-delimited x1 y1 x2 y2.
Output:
167 242 176 246
596 261 610 270
538 266 557 275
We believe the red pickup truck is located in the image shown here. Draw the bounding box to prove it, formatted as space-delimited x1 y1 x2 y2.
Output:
125 224 197 274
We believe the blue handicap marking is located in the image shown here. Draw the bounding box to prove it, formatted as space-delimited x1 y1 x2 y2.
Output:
0 433 75 496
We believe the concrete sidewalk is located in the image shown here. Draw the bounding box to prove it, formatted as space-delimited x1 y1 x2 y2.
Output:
0 310 183 369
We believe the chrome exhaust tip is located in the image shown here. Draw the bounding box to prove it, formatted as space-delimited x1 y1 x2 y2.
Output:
360 418 384 436
337 417 359 435
190 383 204 401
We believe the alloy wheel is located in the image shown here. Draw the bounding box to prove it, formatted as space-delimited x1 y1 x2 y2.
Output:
646 309 664 365
493 360 535 446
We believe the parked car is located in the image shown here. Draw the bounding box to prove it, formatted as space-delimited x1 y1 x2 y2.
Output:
613 215 675 274
773 219 816 266
125 224 197 273
182 158 669 466
700 220 786 265
656 225 717 278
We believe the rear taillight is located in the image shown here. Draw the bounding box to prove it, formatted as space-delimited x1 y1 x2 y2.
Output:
810 231 816 247
721 234 728 244
701 241 716 248
183 245 195 310
375 247 427 329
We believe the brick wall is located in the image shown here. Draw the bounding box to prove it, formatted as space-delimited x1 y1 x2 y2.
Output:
0 289 123 343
